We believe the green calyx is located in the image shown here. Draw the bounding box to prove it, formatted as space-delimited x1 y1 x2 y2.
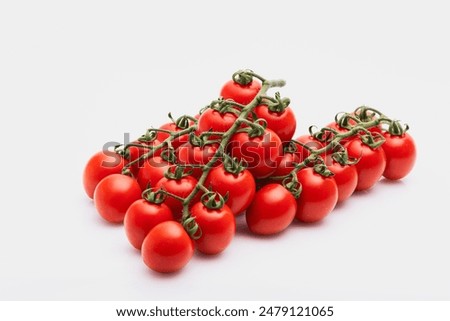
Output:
388 120 409 136
164 165 192 180
313 163 334 177
282 173 302 199
142 188 166 204
201 191 227 210
266 92 290 113
232 69 255 86
223 154 247 175
360 131 385 149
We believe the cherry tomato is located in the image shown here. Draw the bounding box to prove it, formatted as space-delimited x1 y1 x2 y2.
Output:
254 105 297 142
324 156 358 203
382 132 416 180
346 140 386 191
273 152 301 177
155 175 199 219
204 164 256 215
246 184 297 235
196 108 238 140
295 167 338 223
93 174 142 223
83 151 128 199
220 79 261 105
137 156 172 191
156 123 189 149
176 142 218 179
228 129 282 179
294 135 324 162
141 221 194 273
190 202 235 255
124 199 173 250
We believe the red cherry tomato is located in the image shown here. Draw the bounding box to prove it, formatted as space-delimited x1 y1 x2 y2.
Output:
296 168 338 223
229 129 282 179
346 140 386 191
204 164 256 215
93 174 142 223
196 109 238 140
137 156 172 191
246 184 297 235
220 79 261 105
155 175 199 219
254 105 297 142
176 142 218 179
324 156 358 203
124 199 173 250
294 135 324 162
190 202 235 255
83 151 128 199
141 221 194 273
156 123 189 149
382 132 416 180
273 152 301 177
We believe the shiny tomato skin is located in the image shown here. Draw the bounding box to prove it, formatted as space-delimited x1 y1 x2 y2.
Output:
294 135 324 162
204 165 256 215
295 168 338 223
325 156 358 203
246 184 297 235
228 129 282 179
176 143 218 179
220 79 262 105
273 152 301 177
155 175 200 219
254 105 297 142
381 132 416 180
137 156 172 191
93 174 142 223
190 202 235 255
141 221 194 273
83 151 127 199
196 109 238 140
346 140 386 191
124 200 173 250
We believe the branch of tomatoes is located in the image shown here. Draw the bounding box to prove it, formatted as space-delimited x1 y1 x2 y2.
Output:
83 70 417 274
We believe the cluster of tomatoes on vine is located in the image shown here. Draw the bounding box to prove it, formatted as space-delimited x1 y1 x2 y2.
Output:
83 70 416 273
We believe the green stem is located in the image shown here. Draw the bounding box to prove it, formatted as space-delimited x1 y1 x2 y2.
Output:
180 79 286 220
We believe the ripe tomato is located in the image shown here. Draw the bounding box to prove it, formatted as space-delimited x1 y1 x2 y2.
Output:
294 135 324 162
155 175 199 219
295 167 338 223
137 156 172 191
382 132 416 180
204 164 256 215
346 140 386 191
93 174 142 223
196 108 238 140
254 105 296 142
176 142 218 179
190 202 235 255
124 199 173 250
141 221 194 273
220 79 261 105
273 152 301 177
246 184 297 235
156 123 189 149
83 151 128 199
228 129 282 179
324 155 358 203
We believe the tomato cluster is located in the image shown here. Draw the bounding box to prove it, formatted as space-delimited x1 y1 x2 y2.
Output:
83 70 416 274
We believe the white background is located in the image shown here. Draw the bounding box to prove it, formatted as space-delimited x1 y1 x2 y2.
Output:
1 0 449 301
